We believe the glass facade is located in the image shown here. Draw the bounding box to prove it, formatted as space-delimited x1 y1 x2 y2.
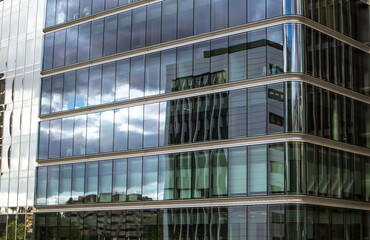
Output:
34 204 370 240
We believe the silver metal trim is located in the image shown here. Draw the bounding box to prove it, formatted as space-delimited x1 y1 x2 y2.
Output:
35 195 370 212
41 16 370 77
36 133 370 166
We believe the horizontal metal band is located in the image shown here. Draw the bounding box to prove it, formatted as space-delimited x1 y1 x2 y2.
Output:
38 73 370 121
35 195 370 212
40 15 370 77
43 0 162 34
36 133 370 166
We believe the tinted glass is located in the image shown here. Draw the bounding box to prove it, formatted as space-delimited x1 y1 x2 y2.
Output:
248 145 267 195
86 113 100 155
104 15 118 56
145 53 160 96
98 160 113 203
90 19 104 59
48 119 61 159
73 116 86 156
248 86 267 136
128 106 143 149
127 157 142 201
88 65 102 106
229 33 247 82
132 8 146 49
162 0 177 42
63 72 76 110
144 104 159 148
146 3 161 46
178 0 193 38
59 164 72 204
85 162 98 203
248 0 266 22
100 110 114 153
229 0 246 27
76 69 89 108
47 166 59 205
117 12 132 52
112 159 127 202
53 30 66 68
211 0 228 31
130 56 145 99
72 163 85 204
114 108 128 151
229 147 247 196
77 23 91 62
143 156 158 201
102 63 116 104
194 0 210 34
116 59 130 101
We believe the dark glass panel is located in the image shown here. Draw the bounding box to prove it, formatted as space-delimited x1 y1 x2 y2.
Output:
146 2 162 46
332 209 344 239
178 0 193 38
116 59 130 101
248 205 267 239
286 205 305 240
267 26 284 75
248 145 267 196
268 83 284 134
83 212 97 239
79 0 92 17
248 0 265 22
86 113 100 154
76 69 89 108
100 110 114 153
211 37 228 85
194 0 210 35
162 0 177 42
67 0 79 21
354 155 363 201
98 160 113 203
61 117 74 157
117 11 132 52
53 30 66 68
41 77 51 115
92 0 104 13
126 211 142 239
90 19 104 59
158 155 175 200
36 167 47 205
330 149 342 198
287 143 306 194
112 159 127 202
175 45 193 91
229 33 247 82
142 156 158 201
104 15 118 56
127 157 142 201
51 74 63 113
38 121 50 160
267 0 282 18
193 41 210 80
160 49 176 93
248 29 267 78
73 116 86 156
70 212 84 239
342 152 354 200
145 53 160 96
229 147 247 196
130 56 145 99
45 0 56 27
102 62 116 104
192 151 210 198
114 108 128 151
269 144 285 194
286 82 304 133
142 210 158 239
88 65 102 106
43 34 54 71
132 7 146 49
229 0 246 27
306 143 317 195
48 119 61 159
143 103 159 148
176 153 192 199
318 146 329 196
59 164 72 204
65 26 78 65
63 72 76 110
97 211 111 239
366 157 370 202
269 205 285 239
128 105 143 150
111 211 126 239
229 89 247 138
85 162 98 203
77 23 91 62
47 166 59 205
248 86 267 136
72 163 85 204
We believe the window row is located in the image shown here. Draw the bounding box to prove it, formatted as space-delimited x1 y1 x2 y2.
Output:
34 205 370 240
38 82 370 160
42 0 291 71
303 0 369 43
45 0 142 28
35 142 370 206
41 26 284 115
303 26 370 96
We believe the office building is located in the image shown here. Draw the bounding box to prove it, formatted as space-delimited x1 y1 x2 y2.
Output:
34 0 370 239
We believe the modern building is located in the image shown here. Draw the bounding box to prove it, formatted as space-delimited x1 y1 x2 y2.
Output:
0 0 45 239
32 0 370 239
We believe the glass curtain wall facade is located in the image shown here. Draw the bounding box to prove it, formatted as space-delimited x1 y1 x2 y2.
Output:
0 0 45 239
35 0 370 239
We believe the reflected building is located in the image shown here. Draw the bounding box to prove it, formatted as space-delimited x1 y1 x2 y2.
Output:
34 0 370 239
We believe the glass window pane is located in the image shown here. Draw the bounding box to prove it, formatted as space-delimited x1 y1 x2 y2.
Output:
106 0 119 9
269 143 285 194
83 212 97 239
113 159 127 202
41 77 51 115
116 59 130 101
178 0 193 38
318 146 329 196
53 30 66 68
160 49 176 93
229 33 247 82
144 103 159 148
248 29 267 78
228 206 247 239
114 108 128 151
88 65 102 106
98 160 113 203
330 149 342 198
91 19 104 59
306 143 317 195
269 205 285 239
67 0 79 21
128 106 143 149
59 164 72 205
212 149 228 197
192 151 210 198
80 0 92 17
77 23 91 62
145 53 160 96
354 155 363 201
248 86 267 136
267 0 282 18
176 46 193 90
162 0 177 42
48 119 61 159
127 157 142 201
47 166 59 205
267 26 284 75
38 121 50 160
176 153 192 199
343 152 354 199
86 113 100 154
229 89 247 138
211 0 228 31
92 0 104 13
132 7 146 49
229 147 247 196
117 11 132 52
43 34 54 71
158 155 175 200
193 41 210 79
366 157 370 202
36 167 47 205
102 62 116 104
248 0 265 22
100 110 114 153
73 115 86 156
268 83 284 134
85 162 98 203
76 69 89 108
248 145 267 195
229 0 246 27
72 163 85 204
104 15 118 56
248 205 267 239
51 74 63 113
143 156 158 201
130 56 145 99
146 2 161 46
287 142 306 194
194 0 210 35
45 0 56 27
211 37 228 84
63 72 76 110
